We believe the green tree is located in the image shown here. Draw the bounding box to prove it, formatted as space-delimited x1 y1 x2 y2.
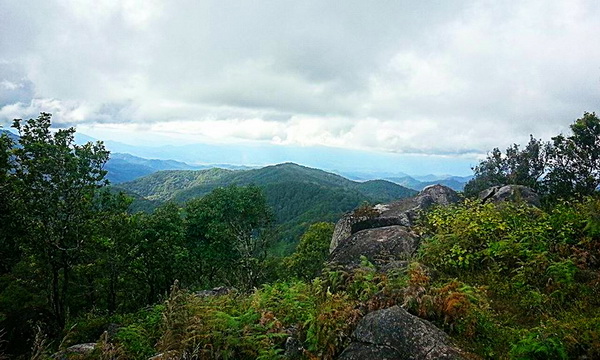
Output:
9 113 109 327
184 185 274 289
545 112 600 200
85 190 136 313
285 222 335 280
0 131 21 275
134 202 187 304
464 136 548 197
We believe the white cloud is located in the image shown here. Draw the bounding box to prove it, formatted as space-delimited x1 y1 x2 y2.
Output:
0 0 598 156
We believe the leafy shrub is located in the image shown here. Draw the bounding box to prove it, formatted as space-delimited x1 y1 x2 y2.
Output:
510 330 568 360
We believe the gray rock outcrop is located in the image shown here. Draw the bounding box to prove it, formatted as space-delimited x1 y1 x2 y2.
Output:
330 209 381 253
330 185 460 254
195 286 235 298
329 226 419 269
479 185 540 207
338 306 465 360
52 343 96 359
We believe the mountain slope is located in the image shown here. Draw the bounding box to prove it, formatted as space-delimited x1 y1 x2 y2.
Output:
118 163 417 254
105 153 210 183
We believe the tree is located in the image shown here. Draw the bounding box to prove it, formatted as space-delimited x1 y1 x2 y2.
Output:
284 222 334 280
85 190 136 313
9 113 110 327
464 136 548 197
134 202 186 304
465 112 600 202
184 185 273 289
545 112 600 200
0 131 21 275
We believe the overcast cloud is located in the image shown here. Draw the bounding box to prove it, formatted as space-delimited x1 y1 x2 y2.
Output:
0 0 599 156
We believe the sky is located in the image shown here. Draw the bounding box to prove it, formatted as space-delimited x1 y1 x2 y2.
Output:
0 0 599 174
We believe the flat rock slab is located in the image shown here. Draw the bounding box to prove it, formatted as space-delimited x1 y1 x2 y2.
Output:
329 226 419 269
338 306 465 360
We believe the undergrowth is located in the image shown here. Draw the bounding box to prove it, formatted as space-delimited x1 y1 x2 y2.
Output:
52 197 599 359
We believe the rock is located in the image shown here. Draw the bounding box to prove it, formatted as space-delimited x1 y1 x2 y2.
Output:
366 185 461 229
195 286 235 297
330 207 381 253
148 351 178 360
283 336 304 359
329 226 420 269
66 343 96 354
52 343 96 359
479 185 540 207
338 306 465 360
330 185 460 254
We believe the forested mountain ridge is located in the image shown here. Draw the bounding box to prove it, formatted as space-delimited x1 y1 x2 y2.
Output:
119 162 416 202
104 153 206 183
118 163 417 252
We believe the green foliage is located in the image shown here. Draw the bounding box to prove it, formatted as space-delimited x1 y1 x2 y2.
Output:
114 306 164 359
185 185 274 289
284 222 334 280
419 198 600 358
464 135 548 197
510 330 568 360
465 112 600 202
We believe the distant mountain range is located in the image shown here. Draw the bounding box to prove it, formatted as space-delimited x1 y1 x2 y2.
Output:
105 153 252 183
106 152 472 191
382 175 473 191
3 129 473 191
116 163 418 254
340 170 473 191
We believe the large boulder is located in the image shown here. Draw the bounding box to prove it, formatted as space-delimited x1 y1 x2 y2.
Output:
330 185 460 253
329 226 419 269
330 206 382 253
369 185 461 228
479 185 540 207
338 306 465 360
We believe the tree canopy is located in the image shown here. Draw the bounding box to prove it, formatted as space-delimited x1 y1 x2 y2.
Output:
465 112 600 202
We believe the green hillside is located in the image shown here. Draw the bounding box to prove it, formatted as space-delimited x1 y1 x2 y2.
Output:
117 163 417 253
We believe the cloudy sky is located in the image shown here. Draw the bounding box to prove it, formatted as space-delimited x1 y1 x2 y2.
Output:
0 0 599 170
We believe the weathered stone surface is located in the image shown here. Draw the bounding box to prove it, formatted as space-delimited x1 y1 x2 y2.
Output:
479 185 540 207
52 343 96 359
195 286 235 297
330 185 460 254
338 306 465 360
67 343 96 354
338 343 399 359
329 226 419 269
283 336 304 359
330 209 381 253
367 185 461 229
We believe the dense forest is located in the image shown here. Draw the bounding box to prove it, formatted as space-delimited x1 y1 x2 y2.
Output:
0 112 599 359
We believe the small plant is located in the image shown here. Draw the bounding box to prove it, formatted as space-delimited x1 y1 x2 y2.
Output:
510 330 568 360
352 201 379 219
